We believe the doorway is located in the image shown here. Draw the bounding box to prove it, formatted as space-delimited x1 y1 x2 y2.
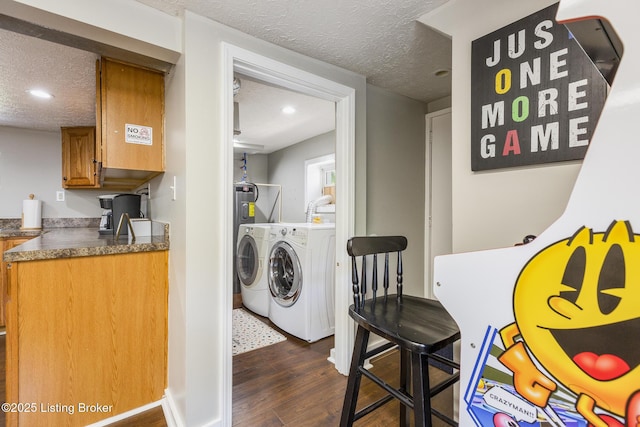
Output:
424 108 452 299
222 43 357 424
230 73 336 327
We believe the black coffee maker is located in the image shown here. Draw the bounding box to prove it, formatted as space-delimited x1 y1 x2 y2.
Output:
98 194 141 235
112 194 142 235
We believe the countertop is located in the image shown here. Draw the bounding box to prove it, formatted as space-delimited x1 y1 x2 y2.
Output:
2 223 170 262
0 229 43 239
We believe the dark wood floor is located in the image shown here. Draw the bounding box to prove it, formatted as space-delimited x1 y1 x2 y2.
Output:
0 313 455 427
232 313 454 426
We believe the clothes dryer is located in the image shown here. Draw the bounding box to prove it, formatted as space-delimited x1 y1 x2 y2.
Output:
268 223 335 342
237 223 272 317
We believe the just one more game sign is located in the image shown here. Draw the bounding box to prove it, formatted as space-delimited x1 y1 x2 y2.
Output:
470 4 608 171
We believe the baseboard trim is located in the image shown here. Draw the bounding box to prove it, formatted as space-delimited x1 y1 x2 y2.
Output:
163 388 183 427
329 336 396 371
84 400 163 427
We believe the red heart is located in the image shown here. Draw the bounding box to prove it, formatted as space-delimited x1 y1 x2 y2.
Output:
573 352 630 381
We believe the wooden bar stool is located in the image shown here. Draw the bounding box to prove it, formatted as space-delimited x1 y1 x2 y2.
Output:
340 236 460 426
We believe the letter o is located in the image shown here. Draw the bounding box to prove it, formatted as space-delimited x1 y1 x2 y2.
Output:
495 69 511 94
512 96 529 122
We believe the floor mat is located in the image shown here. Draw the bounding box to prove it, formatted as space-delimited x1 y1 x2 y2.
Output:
232 308 286 355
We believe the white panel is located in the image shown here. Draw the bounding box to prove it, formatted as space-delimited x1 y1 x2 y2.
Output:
434 0 640 425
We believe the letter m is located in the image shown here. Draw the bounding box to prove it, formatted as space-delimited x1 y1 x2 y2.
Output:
531 123 559 152
482 101 504 129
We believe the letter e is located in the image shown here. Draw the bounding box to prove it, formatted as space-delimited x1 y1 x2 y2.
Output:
569 117 589 147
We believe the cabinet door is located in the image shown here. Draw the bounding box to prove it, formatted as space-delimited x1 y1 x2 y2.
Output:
1 238 32 328
5 261 18 427
61 126 99 188
100 58 164 172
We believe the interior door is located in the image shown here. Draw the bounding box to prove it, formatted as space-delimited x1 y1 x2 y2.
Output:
425 109 452 299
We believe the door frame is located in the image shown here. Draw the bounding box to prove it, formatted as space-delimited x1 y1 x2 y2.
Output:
221 43 357 424
424 108 452 299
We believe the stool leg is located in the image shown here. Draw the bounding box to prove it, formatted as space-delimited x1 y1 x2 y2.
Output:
411 353 431 427
400 348 410 426
340 326 370 427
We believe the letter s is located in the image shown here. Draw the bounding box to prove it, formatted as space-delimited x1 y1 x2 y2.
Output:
534 20 554 50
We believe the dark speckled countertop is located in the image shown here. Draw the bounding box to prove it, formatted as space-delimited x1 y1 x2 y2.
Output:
2 222 169 262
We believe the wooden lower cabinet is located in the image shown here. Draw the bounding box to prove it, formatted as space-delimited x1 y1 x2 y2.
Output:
5 251 168 426
1 238 34 328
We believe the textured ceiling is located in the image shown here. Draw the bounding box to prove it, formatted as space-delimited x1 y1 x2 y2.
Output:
135 0 453 103
234 75 335 154
0 0 452 151
0 28 98 132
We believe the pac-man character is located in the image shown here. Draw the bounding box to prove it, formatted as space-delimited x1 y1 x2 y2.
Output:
499 220 640 427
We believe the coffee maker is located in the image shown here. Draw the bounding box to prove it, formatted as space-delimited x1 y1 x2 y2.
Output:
98 194 142 235
98 195 115 235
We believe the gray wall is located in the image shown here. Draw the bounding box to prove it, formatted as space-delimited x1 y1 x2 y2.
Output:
267 131 335 222
2 3 369 425
233 153 275 223
155 14 369 425
0 126 109 219
423 0 580 253
233 153 268 184
366 84 429 297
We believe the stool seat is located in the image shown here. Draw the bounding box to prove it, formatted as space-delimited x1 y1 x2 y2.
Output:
349 295 460 355
340 235 460 426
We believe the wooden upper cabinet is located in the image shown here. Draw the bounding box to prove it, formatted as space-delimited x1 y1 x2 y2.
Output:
61 58 165 191
61 126 99 188
98 57 165 188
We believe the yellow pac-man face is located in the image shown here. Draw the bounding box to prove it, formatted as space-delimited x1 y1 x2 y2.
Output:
514 220 640 417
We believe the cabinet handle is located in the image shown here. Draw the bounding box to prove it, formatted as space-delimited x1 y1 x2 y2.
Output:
63 177 67 181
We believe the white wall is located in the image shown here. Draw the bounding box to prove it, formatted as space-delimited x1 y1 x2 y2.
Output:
0 126 107 219
428 95 451 113
5 1 431 426
162 12 368 427
4 2 367 425
268 131 335 222
366 84 429 297
421 0 581 253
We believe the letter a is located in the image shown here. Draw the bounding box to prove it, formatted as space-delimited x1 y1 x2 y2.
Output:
503 130 521 156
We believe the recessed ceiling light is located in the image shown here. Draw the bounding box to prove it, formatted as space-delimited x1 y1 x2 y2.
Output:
434 69 450 78
27 89 54 99
282 106 296 114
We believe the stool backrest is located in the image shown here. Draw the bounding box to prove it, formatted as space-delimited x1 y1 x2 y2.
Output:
346 235 408 311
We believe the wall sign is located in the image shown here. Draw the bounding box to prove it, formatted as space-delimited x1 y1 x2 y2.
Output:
125 123 153 146
470 3 608 171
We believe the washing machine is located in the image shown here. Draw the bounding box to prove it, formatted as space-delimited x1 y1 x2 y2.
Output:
268 223 335 342
237 223 272 317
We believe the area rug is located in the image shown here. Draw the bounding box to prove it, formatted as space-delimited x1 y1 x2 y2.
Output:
232 309 287 355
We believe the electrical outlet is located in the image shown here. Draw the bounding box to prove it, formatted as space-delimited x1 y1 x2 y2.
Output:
56 191 65 202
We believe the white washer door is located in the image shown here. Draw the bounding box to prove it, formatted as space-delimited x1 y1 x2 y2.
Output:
237 235 259 287
269 241 302 307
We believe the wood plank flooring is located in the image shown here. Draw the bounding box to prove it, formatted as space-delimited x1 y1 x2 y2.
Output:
233 314 454 426
0 313 455 427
